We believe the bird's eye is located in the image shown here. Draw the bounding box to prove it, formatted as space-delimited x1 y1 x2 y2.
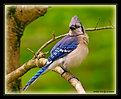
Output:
75 25 80 28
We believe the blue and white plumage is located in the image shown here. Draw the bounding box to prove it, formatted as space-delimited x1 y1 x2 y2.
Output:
23 16 89 91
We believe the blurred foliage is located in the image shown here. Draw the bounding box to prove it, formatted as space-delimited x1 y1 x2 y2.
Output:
20 5 116 94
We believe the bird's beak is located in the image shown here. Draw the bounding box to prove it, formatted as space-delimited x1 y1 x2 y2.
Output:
70 25 76 30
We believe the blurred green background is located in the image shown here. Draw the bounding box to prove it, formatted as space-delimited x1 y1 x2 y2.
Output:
20 5 116 94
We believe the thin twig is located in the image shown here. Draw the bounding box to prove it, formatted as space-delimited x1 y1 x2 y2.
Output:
108 19 114 28
33 33 67 59
95 18 100 29
27 48 38 58
52 32 55 40
86 26 115 31
33 25 115 58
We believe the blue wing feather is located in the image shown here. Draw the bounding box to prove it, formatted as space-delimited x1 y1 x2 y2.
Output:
49 35 79 62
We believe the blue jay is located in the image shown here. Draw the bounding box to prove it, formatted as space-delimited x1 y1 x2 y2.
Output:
23 16 89 91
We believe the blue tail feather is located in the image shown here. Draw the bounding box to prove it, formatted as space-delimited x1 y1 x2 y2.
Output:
23 65 50 91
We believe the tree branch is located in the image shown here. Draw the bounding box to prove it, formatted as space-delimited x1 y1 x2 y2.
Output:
6 58 47 84
86 26 115 31
6 25 115 93
53 66 86 94
5 5 49 92
33 33 67 59
34 25 115 58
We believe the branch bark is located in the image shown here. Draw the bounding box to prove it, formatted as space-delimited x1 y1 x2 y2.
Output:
53 66 86 94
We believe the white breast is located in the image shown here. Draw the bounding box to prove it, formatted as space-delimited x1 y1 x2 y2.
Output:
63 44 88 68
